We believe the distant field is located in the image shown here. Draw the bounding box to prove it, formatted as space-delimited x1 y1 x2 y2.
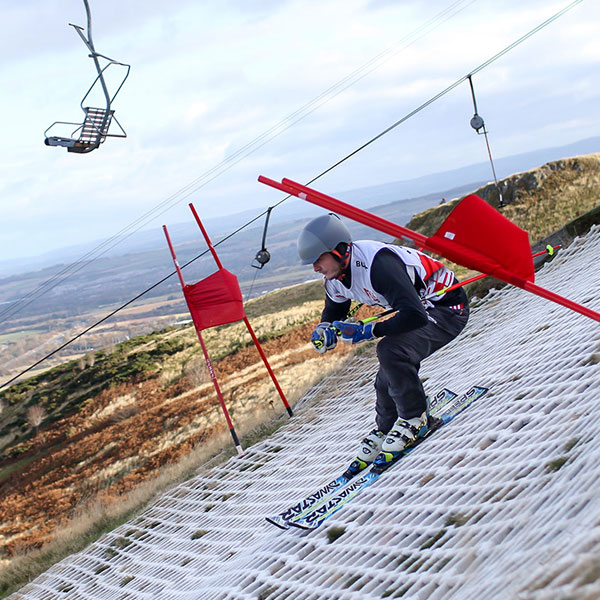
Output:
0 330 43 344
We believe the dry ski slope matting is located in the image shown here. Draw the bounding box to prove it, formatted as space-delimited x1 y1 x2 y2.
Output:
11 226 600 600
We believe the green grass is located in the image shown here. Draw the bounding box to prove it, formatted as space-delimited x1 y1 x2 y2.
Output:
419 529 447 550
0 332 190 458
191 530 208 540
564 438 579 452
445 512 470 527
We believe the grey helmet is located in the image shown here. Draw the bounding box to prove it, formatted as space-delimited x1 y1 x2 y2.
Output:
297 213 352 264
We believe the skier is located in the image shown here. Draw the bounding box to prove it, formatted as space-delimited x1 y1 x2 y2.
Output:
299 213 469 470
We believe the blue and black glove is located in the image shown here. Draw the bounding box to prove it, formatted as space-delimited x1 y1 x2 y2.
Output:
332 319 375 345
311 322 338 354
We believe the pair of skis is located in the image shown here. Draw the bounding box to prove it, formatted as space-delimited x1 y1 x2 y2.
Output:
266 385 489 530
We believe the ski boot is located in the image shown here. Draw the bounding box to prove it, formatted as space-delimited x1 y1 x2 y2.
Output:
342 428 386 479
372 411 429 473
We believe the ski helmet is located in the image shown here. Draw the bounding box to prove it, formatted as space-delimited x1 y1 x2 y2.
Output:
297 213 352 264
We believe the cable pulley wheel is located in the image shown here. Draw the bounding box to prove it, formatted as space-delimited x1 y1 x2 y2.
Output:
470 114 485 132
254 249 271 267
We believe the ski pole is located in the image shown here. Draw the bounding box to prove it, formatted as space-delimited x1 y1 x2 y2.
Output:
345 245 561 328
348 303 364 318
328 303 364 337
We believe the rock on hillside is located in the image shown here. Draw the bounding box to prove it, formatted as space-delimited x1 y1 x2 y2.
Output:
406 153 600 243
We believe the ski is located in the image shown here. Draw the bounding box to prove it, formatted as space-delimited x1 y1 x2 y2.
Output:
265 387 459 529
428 385 460 415
265 475 350 529
291 385 488 530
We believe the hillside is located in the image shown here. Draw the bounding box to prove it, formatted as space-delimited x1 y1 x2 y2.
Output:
6 221 600 599
0 283 350 548
402 153 600 295
1 153 600 595
0 182 474 384
406 153 600 240
1 152 599 384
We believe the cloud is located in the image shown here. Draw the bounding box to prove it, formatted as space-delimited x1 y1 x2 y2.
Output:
0 0 598 263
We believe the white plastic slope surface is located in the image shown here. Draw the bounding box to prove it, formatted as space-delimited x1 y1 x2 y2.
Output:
10 227 600 600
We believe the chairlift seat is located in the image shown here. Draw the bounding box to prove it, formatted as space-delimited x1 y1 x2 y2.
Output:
80 106 114 140
44 106 122 153
70 106 114 153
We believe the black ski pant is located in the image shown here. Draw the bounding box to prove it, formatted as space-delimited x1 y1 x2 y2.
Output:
374 305 469 433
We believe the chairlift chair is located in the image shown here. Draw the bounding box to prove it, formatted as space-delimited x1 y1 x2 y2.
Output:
44 1 130 154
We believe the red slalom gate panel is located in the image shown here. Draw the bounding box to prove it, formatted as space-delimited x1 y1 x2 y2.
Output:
183 269 245 331
258 175 600 323
428 194 534 283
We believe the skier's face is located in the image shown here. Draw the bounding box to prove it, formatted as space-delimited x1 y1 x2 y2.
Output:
313 252 342 280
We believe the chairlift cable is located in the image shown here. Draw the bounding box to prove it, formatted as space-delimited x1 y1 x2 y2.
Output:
5 0 476 327
246 267 262 304
0 206 282 389
304 0 583 185
467 75 480 117
1 0 583 389
0 202 285 389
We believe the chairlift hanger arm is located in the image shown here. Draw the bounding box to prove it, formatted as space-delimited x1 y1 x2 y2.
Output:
466 75 503 207
261 207 273 250
69 2 110 111
467 75 478 115
467 74 486 133
252 207 273 269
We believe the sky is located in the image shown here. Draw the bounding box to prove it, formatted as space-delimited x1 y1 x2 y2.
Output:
0 0 598 265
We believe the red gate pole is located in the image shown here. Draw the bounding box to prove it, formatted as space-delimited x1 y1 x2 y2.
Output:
259 176 600 323
195 328 244 456
162 225 187 289
188 203 293 416
163 225 244 456
189 203 224 269
243 316 293 417
258 176 429 246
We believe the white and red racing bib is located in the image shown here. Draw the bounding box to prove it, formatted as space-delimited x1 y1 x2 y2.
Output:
325 240 455 308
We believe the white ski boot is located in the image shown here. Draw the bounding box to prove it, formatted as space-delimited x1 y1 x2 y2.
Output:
343 428 386 478
374 411 429 470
